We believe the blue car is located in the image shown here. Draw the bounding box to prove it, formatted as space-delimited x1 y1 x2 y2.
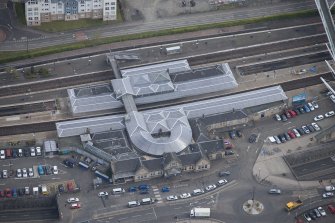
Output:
38 164 45 175
12 188 17 198
161 186 170 192
139 189 149 194
128 186 137 192
138 184 150 190
303 104 311 113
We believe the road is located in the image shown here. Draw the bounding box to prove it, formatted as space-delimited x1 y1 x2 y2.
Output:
0 1 316 51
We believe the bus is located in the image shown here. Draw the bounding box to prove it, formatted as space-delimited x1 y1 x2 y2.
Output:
95 171 110 182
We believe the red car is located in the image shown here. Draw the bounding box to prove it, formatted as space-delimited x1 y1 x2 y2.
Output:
0 190 4 197
70 203 81 209
287 130 296 139
328 204 335 214
288 110 297 117
4 188 11 198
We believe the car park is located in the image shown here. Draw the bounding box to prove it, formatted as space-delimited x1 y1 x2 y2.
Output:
330 94 335 103
311 101 319 109
304 213 312 222
281 114 287 122
67 197 80 203
166 195 178 201
22 168 28 178
192 189 204 196
17 169 22 178
268 188 281 194
128 201 140 208
180 193 191 199
98 192 108 197
303 104 311 113
302 126 310 134
325 111 335 117
274 114 281 121
317 206 326 216
0 150 5 159
307 124 315 133
217 179 228 186
219 171 230 177
307 102 315 111
292 129 301 137
311 123 320 131
70 203 81 209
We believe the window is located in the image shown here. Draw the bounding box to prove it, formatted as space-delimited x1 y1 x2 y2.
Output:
80 0 84 3
28 12 33 16
28 17 33 20
105 7 109 10
111 2 115 5
111 6 114 10
105 2 109 5
28 8 32 11
34 17 39 20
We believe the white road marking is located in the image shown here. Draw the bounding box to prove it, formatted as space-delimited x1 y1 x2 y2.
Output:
247 145 250 152
132 215 141 218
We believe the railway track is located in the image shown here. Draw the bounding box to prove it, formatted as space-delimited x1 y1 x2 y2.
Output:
0 72 332 137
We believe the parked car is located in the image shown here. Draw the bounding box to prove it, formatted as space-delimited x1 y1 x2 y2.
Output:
5 149 12 158
45 166 52 175
229 130 236 139
297 128 305 136
161 186 170 192
192 189 204 196
309 211 317 220
330 94 335 103
166 195 178 201
179 193 191 199
23 148 30 157
328 204 335 214
303 213 311 222
18 149 23 157
35 147 42 156
278 134 286 143
128 186 137 192
67 197 80 203
219 171 231 177
322 192 334 198
70 203 81 209
273 135 281 144
308 102 315 111
0 150 5 159
217 179 228 186
302 126 310 134
63 159 75 168
283 133 291 141
268 188 281 195
293 108 301 115
22 168 28 178
325 111 335 117
98 192 108 197
303 104 311 113
288 110 297 117
281 114 287 122
225 150 234 155
38 165 45 175
53 166 58 174
307 124 315 133
292 129 301 137
138 184 150 190
317 206 327 216
2 170 7 178
236 130 242 138
12 149 18 158
205 184 217 191
28 168 34 177
314 115 324 121
274 114 281 121
248 134 257 143
287 130 296 139
284 111 291 119
311 101 319 109
313 208 321 218
30 147 36 157
17 169 22 178
298 107 305 114
311 123 320 131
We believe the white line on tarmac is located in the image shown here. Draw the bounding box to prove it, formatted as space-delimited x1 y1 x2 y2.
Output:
132 215 141 218
145 213 152 215
284 121 292 126
247 145 250 152
118 217 128 221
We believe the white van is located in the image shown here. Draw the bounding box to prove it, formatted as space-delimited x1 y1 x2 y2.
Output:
141 198 154 205
36 147 42 156
128 201 140 208
112 188 125 194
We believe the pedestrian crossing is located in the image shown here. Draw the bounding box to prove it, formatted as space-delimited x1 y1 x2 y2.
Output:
292 188 320 199
152 186 163 203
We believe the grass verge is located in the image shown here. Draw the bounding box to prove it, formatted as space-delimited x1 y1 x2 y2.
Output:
14 3 26 25
0 9 320 64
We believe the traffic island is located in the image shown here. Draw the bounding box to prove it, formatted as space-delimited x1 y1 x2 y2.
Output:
242 199 264 215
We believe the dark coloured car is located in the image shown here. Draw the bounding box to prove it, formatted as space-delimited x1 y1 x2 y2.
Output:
297 128 305 136
138 184 150 190
225 150 234 156
12 149 18 158
298 107 305 114
128 186 137 192
281 114 287 122
278 135 286 143
58 184 65 193
307 124 315 133
236 130 242 138
63 159 75 168
161 186 170 192
23 148 30 157
249 134 257 143
303 104 311 113
219 171 231 177
293 109 300 115
229 130 236 139
139 189 149 194
284 111 291 118
309 211 316 220
284 133 291 141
